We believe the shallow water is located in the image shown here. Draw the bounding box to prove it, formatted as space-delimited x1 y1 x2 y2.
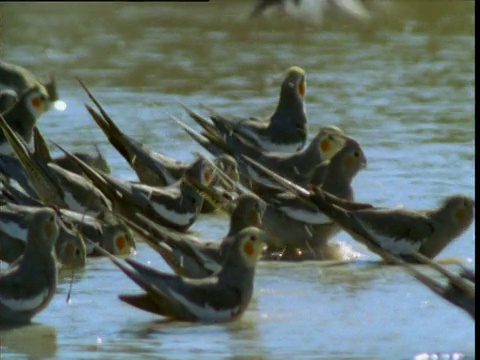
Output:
0 2 475 359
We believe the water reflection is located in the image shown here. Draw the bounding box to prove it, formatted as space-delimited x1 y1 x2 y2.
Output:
0 0 474 358
0 323 58 360
225 305 271 359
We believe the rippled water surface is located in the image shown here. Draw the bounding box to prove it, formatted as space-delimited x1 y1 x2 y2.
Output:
0 2 475 359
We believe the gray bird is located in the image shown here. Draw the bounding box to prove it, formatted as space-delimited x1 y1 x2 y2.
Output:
52 146 111 176
31 124 111 176
90 226 266 323
183 66 308 153
123 193 266 278
0 207 59 325
0 203 86 268
79 79 214 187
179 118 347 191
54 142 213 232
0 116 113 216
0 60 59 103
249 136 368 258
308 188 475 262
59 208 135 257
0 86 49 154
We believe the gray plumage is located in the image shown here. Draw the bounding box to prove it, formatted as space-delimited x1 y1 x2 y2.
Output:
0 207 59 325
184 66 308 153
260 136 367 258
92 226 266 322
0 203 86 268
124 193 266 278
308 189 475 262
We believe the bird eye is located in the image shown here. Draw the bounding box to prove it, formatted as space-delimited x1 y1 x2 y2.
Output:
250 235 256 241
353 151 359 157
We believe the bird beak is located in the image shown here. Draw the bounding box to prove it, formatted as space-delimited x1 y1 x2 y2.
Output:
360 158 367 168
298 80 306 97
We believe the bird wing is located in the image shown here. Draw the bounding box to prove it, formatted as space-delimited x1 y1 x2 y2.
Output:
352 208 435 254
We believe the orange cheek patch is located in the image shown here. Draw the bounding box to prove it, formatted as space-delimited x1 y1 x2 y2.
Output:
32 97 42 109
320 139 330 153
298 82 306 96
115 235 127 253
243 242 255 256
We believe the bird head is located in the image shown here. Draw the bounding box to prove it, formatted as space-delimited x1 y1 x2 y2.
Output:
24 85 50 118
339 138 367 179
317 125 347 160
58 233 87 269
443 195 475 230
31 207 60 253
236 227 267 267
233 193 267 229
282 66 307 99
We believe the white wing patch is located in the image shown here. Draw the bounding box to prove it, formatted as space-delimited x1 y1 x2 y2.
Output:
160 171 177 186
278 206 333 225
63 189 111 215
63 191 90 214
0 288 49 312
355 218 424 255
60 209 98 227
0 219 28 241
151 203 195 226
166 287 238 322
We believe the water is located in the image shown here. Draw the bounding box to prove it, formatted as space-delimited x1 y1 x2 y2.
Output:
0 2 475 359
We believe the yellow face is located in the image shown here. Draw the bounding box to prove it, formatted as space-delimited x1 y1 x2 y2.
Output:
113 232 129 255
318 128 347 160
239 227 266 266
58 237 86 269
110 224 135 255
29 87 49 117
284 66 307 98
